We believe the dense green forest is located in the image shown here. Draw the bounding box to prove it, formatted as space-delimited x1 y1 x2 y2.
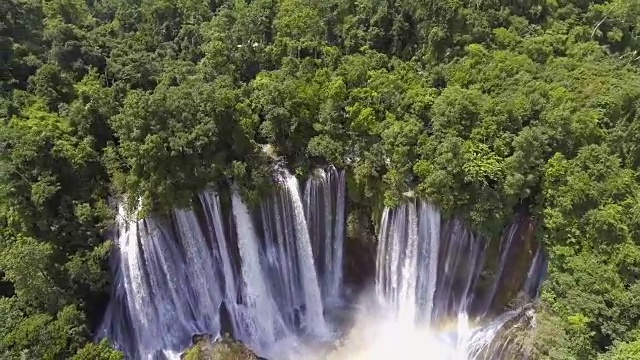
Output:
1 0 640 358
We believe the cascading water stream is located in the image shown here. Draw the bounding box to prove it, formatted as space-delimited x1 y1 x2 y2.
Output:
199 191 238 315
481 223 518 316
523 246 548 299
415 202 440 325
231 189 286 348
303 166 346 305
284 173 328 336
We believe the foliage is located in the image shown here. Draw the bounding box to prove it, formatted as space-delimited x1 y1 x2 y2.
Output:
1 0 640 358
71 339 124 360
600 337 640 360
0 304 91 359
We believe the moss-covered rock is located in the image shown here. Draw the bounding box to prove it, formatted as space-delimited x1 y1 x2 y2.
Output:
181 334 264 360
479 304 576 360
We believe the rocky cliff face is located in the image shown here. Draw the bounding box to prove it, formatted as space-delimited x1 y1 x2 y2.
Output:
488 215 540 314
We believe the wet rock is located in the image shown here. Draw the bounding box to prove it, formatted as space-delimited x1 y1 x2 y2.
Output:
402 190 415 198
343 204 377 289
219 301 235 339
293 306 304 330
191 333 215 345
489 215 541 313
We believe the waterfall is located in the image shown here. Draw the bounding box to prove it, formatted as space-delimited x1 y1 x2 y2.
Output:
98 168 546 360
283 173 328 336
99 205 215 359
415 202 440 325
524 246 548 299
256 172 329 336
371 199 547 360
376 200 481 324
231 189 287 348
303 166 346 304
99 169 335 359
374 200 421 323
481 222 518 316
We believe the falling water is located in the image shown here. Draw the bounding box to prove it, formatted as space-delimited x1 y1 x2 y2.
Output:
99 204 215 359
374 201 421 323
415 202 440 325
99 170 546 360
303 166 346 304
376 200 485 324
369 198 547 360
260 187 302 329
523 246 548 299
481 223 518 316
198 191 238 319
256 172 329 337
231 189 286 348
283 173 328 336
99 170 335 359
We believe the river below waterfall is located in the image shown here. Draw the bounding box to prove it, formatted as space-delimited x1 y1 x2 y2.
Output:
98 166 547 359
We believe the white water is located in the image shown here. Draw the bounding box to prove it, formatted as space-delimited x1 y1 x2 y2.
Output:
231 189 285 349
199 191 238 312
284 173 328 336
99 171 545 360
304 166 346 304
524 246 548 299
416 202 440 325
324 311 516 360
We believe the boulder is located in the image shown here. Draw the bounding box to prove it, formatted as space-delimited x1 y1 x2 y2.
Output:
181 334 266 360
475 302 539 359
